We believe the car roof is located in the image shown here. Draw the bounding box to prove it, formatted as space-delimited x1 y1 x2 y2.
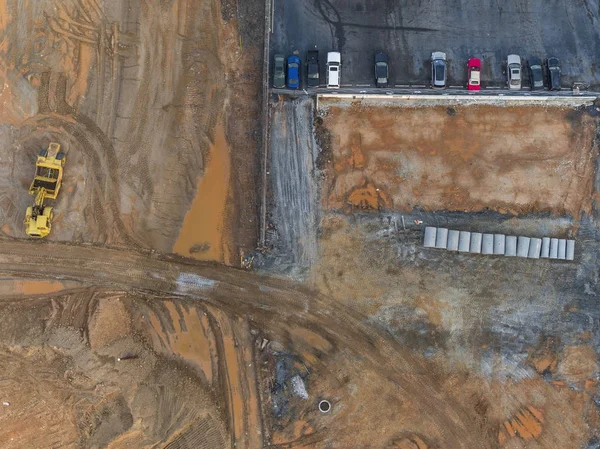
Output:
328 67 339 85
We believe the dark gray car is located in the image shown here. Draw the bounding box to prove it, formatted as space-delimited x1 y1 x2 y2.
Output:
375 52 389 88
528 57 544 90
273 54 285 89
431 51 447 88
547 57 561 91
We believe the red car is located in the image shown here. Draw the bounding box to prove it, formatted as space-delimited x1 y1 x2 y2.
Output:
467 58 481 90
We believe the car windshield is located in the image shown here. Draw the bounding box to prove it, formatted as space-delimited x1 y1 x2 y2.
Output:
510 79 520 85
330 67 337 72
435 66 445 82
377 78 387 83
289 63 298 69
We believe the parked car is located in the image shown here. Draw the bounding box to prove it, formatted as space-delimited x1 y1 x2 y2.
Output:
467 57 481 91
306 50 320 87
547 57 561 91
287 55 301 89
431 52 447 88
326 52 341 88
273 54 285 89
528 57 544 90
375 52 389 88
507 54 522 90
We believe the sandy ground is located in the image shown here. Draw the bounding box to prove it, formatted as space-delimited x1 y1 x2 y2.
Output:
320 101 598 218
0 0 262 263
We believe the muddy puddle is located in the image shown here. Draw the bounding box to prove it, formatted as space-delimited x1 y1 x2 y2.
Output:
173 122 232 263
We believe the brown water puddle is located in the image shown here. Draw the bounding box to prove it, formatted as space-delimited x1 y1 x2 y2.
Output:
0 279 65 295
173 122 231 263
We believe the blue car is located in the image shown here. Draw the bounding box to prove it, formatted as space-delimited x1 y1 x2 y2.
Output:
287 55 301 89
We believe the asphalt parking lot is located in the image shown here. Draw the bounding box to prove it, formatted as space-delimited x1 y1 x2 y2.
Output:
271 0 600 89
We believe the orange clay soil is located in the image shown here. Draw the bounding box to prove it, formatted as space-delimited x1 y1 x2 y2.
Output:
321 103 598 217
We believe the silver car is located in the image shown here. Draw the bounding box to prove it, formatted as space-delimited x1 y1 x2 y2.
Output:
507 54 521 90
273 54 285 89
431 52 447 88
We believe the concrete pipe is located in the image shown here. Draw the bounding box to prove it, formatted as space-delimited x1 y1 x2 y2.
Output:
447 230 460 251
493 234 506 255
458 231 471 252
423 227 437 248
482 234 494 255
505 236 517 257
469 232 482 254
541 237 550 258
517 236 530 258
319 400 331 413
435 228 449 249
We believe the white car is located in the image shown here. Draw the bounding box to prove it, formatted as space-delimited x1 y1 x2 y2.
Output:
507 54 521 90
326 52 341 88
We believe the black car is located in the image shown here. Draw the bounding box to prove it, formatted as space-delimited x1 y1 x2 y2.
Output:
273 54 285 89
306 50 320 87
528 57 544 90
547 57 561 91
375 53 389 88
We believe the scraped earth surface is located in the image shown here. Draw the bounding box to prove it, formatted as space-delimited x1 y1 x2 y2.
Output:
263 95 600 447
2 0 600 448
0 0 262 262
320 101 598 217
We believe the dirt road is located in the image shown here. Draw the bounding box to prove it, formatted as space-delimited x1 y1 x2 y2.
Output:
0 238 494 448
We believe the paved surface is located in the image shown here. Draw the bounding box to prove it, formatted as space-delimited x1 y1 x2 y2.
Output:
271 0 600 89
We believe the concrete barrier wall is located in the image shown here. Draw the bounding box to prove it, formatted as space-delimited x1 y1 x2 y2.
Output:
318 93 597 107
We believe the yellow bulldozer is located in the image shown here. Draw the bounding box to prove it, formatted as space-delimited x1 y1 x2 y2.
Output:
24 142 66 238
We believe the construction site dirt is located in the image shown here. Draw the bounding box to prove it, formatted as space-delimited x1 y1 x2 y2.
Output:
2 1 600 449
320 100 598 218
0 0 261 263
261 94 600 447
